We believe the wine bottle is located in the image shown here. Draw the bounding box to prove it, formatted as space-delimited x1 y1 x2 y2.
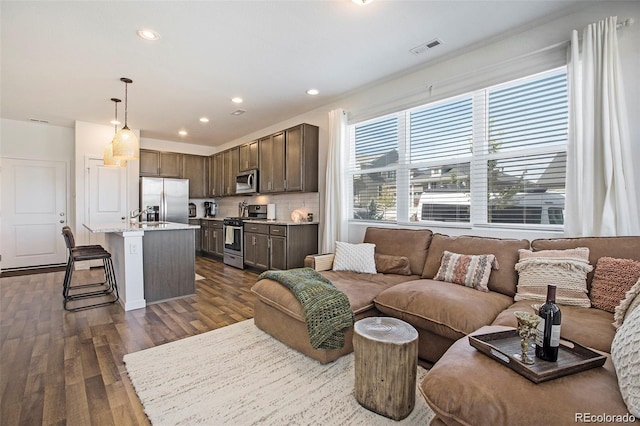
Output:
535 284 561 362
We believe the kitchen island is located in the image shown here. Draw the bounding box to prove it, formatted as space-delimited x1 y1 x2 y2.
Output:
84 221 200 311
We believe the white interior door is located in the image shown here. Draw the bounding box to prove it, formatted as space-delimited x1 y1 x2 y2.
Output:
87 158 127 247
1 158 68 269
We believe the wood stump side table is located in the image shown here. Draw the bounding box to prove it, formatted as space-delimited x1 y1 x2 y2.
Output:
353 317 419 420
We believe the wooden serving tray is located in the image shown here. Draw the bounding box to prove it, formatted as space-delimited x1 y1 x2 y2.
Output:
468 329 606 383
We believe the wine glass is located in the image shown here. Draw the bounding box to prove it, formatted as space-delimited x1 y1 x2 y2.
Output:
513 311 540 365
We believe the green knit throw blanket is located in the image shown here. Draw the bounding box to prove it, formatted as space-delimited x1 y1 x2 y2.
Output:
258 268 354 350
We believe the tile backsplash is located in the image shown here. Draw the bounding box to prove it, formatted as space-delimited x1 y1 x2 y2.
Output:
190 193 320 222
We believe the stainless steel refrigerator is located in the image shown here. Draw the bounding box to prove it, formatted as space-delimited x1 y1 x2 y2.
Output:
140 177 189 224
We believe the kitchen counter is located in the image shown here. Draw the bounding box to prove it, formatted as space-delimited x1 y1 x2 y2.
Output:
84 221 198 311
195 217 318 226
85 221 200 233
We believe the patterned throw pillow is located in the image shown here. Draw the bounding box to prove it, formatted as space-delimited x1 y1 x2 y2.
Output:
590 257 640 313
611 304 640 417
332 241 377 274
514 248 592 307
433 251 498 292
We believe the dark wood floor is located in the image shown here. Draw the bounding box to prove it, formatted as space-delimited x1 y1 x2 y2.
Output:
0 256 260 426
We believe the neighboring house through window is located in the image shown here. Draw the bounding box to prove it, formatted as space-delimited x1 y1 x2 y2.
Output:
349 67 568 229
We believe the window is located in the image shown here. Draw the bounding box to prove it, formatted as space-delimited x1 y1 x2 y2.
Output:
349 68 567 228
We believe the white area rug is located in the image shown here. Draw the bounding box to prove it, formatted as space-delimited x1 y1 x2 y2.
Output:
124 319 435 425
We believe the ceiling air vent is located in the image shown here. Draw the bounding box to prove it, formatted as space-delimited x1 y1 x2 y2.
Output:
29 118 49 124
409 38 443 56
230 109 246 116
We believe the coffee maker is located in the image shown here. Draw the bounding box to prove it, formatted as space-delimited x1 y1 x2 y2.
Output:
204 201 216 218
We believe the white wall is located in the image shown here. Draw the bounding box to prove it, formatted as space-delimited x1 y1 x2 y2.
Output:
141 137 216 156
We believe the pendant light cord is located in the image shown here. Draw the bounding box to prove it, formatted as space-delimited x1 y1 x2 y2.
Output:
124 82 129 129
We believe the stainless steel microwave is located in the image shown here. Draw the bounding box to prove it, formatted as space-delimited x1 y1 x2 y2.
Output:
236 169 259 194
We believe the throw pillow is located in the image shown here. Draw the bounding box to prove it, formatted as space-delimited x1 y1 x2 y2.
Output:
332 241 377 274
610 304 640 417
590 257 640 313
514 248 592 308
374 253 412 276
613 278 640 329
433 251 498 292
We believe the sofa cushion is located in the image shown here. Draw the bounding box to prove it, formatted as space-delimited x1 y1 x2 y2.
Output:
374 253 412 275
374 279 513 341
420 326 631 426
251 270 418 321
332 241 377 274
434 251 496 292
531 236 640 290
422 234 530 297
514 248 592 308
492 300 615 353
363 227 433 276
590 257 640 313
611 305 640 417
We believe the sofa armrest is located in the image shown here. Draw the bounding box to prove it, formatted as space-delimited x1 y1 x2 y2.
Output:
304 253 335 272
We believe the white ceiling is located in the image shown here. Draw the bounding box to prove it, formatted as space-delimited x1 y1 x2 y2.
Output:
1 0 584 147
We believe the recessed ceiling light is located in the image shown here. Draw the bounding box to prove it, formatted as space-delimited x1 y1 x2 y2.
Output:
199 117 209 123
231 109 246 116
110 119 121 125
231 97 243 104
179 130 188 136
137 29 160 41
306 89 319 96
352 0 374 5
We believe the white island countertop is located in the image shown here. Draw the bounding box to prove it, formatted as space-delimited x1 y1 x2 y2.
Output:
84 221 200 233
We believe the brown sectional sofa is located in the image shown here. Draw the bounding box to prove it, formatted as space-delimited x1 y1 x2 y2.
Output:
251 227 640 424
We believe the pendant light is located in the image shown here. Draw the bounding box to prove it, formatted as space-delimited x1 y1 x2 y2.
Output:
112 77 139 160
104 98 126 168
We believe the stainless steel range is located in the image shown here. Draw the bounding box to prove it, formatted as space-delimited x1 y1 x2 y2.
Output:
223 204 267 269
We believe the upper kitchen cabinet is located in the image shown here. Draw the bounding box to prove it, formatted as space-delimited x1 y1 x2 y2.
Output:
259 132 285 193
285 124 319 192
223 147 239 196
139 149 160 176
139 149 183 178
239 141 259 171
259 124 318 194
182 154 208 198
208 153 224 198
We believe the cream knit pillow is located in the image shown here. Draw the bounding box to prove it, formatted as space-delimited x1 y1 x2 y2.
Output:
514 248 593 307
332 242 377 274
611 303 640 417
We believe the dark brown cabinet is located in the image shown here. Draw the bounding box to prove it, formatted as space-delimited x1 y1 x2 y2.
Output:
259 132 285 193
182 154 208 198
244 223 270 270
243 223 318 271
239 141 259 171
258 124 318 194
201 220 224 257
285 124 319 192
139 149 183 178
208 153 224 198
223 147 239 196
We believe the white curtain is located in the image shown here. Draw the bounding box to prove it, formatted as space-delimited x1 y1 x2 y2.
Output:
322 108 348 253
565 16 639 237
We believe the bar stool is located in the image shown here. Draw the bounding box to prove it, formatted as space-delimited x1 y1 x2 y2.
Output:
61 226 119 311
